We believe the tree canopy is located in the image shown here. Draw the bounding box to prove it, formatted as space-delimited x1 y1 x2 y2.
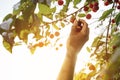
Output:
0 0 120 79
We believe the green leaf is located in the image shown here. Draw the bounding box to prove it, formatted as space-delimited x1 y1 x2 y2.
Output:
73 0 81 7
66 0 72 6
13 4 21 16
29 46 36 54
115 12 120 26
86 47 91 53
31 14 40 27
22 3 36 20
3 14 13 21
19 29 29 43
46 14 53 20
51 7 56 13
37 13 43 21
61 22 65 28
86 70 96 79
78 13 86 17
13 9 21 15
99 9 114 21
52 23 60 30
3 40 12 53
38 3 55 15
91 37 100 47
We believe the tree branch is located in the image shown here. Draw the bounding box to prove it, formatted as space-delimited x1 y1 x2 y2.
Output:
105 1 115 54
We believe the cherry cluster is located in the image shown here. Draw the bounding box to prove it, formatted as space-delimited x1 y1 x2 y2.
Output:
83 1 99 19
104 0 120 24
84 0 120 20
104 0 120 9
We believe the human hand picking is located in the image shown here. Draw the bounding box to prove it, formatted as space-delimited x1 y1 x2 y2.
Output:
67 19 89 55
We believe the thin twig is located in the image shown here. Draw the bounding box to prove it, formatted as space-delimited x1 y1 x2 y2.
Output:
39 4 88 27
105 2 115 54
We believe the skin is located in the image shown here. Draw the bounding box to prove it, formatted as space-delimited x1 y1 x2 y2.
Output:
57 19 89 80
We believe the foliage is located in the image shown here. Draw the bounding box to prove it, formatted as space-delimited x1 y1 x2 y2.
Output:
0 0 120 79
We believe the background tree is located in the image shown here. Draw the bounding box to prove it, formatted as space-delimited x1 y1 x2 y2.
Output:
0 0 120 79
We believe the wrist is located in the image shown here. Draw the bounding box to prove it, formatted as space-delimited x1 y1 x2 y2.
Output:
66 45 79 55
66 47 78 59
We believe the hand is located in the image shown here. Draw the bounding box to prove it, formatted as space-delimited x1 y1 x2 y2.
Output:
67 19 89 55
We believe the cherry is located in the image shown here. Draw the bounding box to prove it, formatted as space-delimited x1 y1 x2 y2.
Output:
117 5 120 9
92 8 97 12
89 64 96 70
112 45 117 50
108 35 111 38
55 31 60 37
111 19 115 23
89 3 93 8
59 43 63 47
75 21 82 32
86 14 92 19
92 2 99 12
115 0 119 3
114 27 118 32
70 16 76 23
84 6 89 12
58 0 64 6
92 6 99 11
104 1 109 6
49 34 54 39
93 2 99 6
39 42 44 47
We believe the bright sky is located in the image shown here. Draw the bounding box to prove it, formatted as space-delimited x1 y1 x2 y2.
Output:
0 0 97 80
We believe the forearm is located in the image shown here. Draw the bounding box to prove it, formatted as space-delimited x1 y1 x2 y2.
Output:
57 50 77 80
57 19 89 80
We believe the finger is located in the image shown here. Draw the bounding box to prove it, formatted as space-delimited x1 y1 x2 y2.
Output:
71 19 78 33
72 19 83 32
73 19 78 27
79 19 88 33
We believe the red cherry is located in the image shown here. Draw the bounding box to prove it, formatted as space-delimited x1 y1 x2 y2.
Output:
117 5 120 9
93 2 99 6
70 16 76 23
115 0 119 3
108 35 111 38
86 14 92 19
58 0 64 6
112 45 117 50
93 6 99 11
111 19 115 23
89 3 93 8
107 0 112 2
92 8 97 12
75 21 82 32
84 6 89 11
114 27 118 32
104 1 109 6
